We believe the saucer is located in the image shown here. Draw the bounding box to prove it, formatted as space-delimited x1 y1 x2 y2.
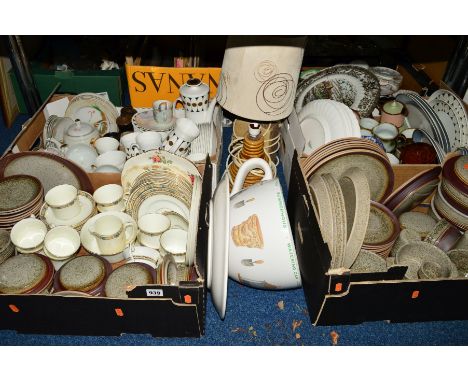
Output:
41 191 96 230
80 211 137 260
137 195 190 220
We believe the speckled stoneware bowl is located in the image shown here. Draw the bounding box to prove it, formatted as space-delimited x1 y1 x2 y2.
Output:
364 202 400 245
350 250 387 273
54 255 112 296
398 211 437 238
0 253 54 294
417 261 449 279
446 249 468 278
104 262 155 299
390 228 421 257
395 241 458 280
424 219 463 252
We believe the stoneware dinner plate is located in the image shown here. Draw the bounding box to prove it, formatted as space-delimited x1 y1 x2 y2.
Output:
0 152 93 194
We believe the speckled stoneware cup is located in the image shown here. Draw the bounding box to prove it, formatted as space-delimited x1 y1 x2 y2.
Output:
398 211 437 238
447 249 468 278
104 262 155 299
418 261 449 279
424 219 463 252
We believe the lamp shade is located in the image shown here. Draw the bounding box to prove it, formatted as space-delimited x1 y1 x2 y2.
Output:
216 36 306 121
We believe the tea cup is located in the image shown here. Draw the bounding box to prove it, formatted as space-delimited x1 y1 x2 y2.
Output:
88 215 136 255
93 184 126 212
45 184 82 221
123 245 162 269
136 131 162 152
44 226 80 269
163 118 199 157
95 150 126 171
359 118 379 132
373 123 398 152
11 217 48 253
138 213 171 250
120 132 141 159
159 228 187 263
152 100 174 125
93 137 120 154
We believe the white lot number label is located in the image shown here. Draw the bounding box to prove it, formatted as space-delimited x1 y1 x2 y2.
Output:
146 289 164 297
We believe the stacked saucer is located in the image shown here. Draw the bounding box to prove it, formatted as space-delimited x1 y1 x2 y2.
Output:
0 229 15 265
0 175 44 230
432 155 468 231
362 201 400 258
302 137 394 202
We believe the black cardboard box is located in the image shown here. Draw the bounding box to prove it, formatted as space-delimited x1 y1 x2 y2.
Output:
287 151 468 326
0 160 212 338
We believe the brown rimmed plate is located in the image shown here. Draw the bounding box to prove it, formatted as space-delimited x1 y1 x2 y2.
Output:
0 151 93 194
384 166 441 216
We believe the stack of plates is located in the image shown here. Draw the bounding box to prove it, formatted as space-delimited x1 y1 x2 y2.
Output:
302 137 394 202
428 90 468 151
298 99 360 155
362 201 400 258
396 93 449 162
295 65 380 117
0 229 15 265
432 155 468 231
0 175 44 230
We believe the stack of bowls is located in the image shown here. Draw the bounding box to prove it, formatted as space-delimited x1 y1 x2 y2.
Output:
432 155 468 231
0 229 15 265
0 175 44 230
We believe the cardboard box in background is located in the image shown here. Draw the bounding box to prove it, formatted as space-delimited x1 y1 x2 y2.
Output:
125 65 221 107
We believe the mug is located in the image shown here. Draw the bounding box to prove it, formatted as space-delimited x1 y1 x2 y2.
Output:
159 228 188 263
136 131 163 152
88 215 136 255
93 184 126 212
163 118 199 157
45 184 82 221
152 100 174 125
373 123 398 153
138 213 171 250
120 132 141 158
381 100 405 128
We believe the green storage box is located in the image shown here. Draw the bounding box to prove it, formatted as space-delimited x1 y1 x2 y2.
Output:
9 66 123 113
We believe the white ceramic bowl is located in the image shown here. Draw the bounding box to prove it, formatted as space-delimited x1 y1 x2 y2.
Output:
374 123 398 140
11 218 47 253
93 165 120 173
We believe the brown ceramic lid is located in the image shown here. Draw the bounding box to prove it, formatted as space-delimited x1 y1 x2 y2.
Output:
0 253 48 294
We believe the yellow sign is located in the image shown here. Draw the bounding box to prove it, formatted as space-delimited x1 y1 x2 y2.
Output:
126 65 222 108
